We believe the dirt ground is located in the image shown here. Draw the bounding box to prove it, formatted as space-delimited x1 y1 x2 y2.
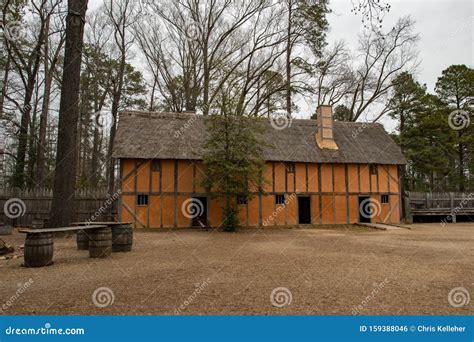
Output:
0 223 472 315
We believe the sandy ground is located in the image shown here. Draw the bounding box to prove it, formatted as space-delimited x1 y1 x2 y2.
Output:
0 223 472 315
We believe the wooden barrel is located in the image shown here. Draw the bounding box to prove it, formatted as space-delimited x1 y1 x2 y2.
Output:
76 230 89 250
24 233 54 267
111 224 133 252
89 227 112 258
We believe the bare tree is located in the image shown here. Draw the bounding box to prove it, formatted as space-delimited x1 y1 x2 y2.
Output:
346 16 419 122
3 0 60 188
104 0 139 195
36 2 66 185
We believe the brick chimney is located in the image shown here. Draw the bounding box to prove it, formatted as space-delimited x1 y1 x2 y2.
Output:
316 105 338 150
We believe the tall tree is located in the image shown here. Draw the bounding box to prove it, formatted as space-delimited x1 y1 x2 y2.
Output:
104 0 139 195
284 0 329 118
202 101 266 231
435 65 474 191
4 0 59 188
49 0 88 227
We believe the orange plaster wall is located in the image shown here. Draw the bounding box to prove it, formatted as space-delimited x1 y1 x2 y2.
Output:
161 160 175 193
177 161 193 193
321 195 334 224
149 195 161 228
334 195 347 224
274 163 286 192
176 195 191 227
359 166 370 193
333 164 346 193
348 195 359 223
311 195 320 224
136 161 151 193
162 195 175 227
390 195 401 223
121 195 135 225
321 164 333 193
307 164 319 192
262 195 275 226
295 163 306 193
151 167 160 192
194 161 206 193
135 205 148 228
122 159 136 193
262 163 273 193
379 166 389 193
389 166 400 193
248 197 260 227
348 164 359 193
371 174 378 193
286 196 297 225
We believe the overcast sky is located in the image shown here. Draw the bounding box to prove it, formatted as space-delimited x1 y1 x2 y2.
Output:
329 0 473 92
89 0 473 131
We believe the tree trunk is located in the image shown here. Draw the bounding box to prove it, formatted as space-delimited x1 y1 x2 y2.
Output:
285 1 293 119
49 0 88 227
36 16 52 186
0 53 10 117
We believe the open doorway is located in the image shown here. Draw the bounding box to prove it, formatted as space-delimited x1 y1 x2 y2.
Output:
298 197 311 224
359 196 372 223
191 197 208 228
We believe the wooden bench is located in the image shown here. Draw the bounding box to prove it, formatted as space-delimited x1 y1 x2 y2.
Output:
72 222 133 253
19 225 109 267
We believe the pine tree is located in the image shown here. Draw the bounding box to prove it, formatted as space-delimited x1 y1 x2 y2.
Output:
202 98 266 231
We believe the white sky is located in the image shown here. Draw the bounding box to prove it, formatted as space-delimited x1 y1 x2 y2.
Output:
88 0 473 132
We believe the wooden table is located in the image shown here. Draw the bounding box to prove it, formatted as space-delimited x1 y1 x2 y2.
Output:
19 225 109 267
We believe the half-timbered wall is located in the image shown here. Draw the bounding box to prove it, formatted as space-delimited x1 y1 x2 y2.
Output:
119 159 402 228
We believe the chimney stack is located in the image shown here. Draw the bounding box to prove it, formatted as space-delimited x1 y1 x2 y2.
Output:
316 105 338 150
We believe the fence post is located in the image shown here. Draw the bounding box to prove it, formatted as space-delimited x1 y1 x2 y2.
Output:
450 192 456 224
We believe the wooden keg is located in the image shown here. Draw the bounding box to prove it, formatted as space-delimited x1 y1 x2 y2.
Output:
89 227 112 258
24 233 54 267
111 224 133 252
76 230 89 250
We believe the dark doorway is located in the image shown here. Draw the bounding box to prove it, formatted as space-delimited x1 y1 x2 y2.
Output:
191 197 208 228
359 196 372 223
298 197 311 224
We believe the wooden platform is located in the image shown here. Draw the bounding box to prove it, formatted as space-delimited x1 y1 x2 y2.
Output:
19 225 107 234
355 223 410 231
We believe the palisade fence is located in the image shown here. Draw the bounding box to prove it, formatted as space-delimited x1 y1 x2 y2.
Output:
0 188 118 227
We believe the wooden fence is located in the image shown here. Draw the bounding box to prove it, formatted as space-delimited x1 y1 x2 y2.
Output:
0 188 118 227
406 192 474 222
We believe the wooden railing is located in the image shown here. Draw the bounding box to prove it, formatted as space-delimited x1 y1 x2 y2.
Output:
406 192 474 222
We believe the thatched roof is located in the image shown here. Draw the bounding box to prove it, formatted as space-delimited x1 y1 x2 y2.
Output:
112 111 406 165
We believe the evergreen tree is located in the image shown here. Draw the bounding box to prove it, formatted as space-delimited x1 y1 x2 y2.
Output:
435 65 474 191
202 99 266 232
